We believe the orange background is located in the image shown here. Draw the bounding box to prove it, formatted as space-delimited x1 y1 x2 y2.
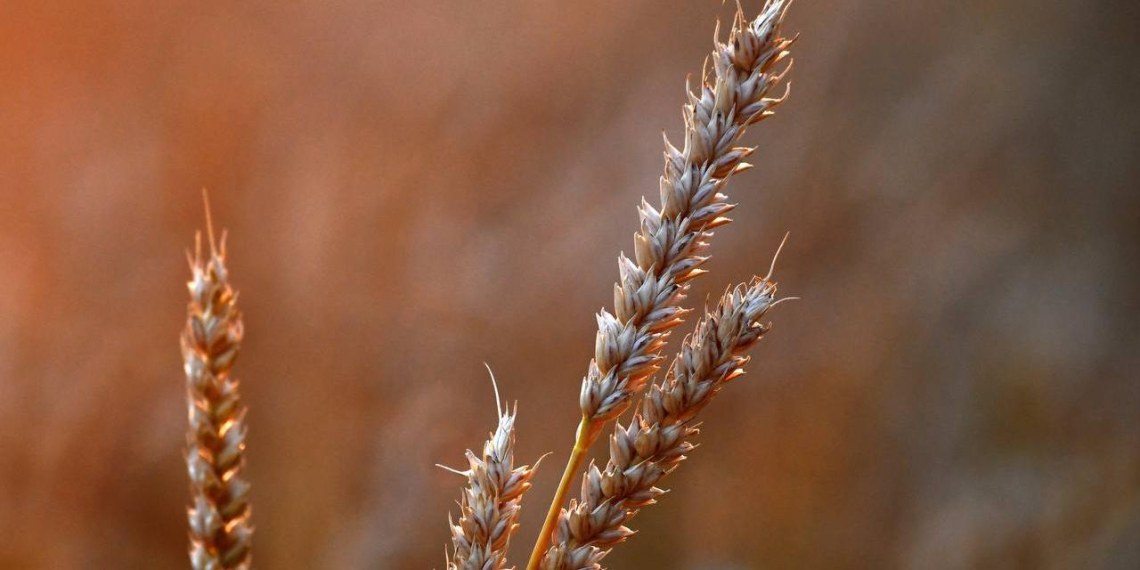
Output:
1 1 1137 568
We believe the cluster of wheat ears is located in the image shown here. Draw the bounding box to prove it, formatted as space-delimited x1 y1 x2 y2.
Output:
180 2 799 568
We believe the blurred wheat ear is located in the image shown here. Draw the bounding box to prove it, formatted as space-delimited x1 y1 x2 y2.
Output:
181 196 253 570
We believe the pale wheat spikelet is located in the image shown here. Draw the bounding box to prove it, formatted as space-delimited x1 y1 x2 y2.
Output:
528 3 796 567
181 207 253 570
579 0 794 432
444 371 544 570
542 272 783 570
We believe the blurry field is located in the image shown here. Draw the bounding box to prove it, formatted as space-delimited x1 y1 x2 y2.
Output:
0 0 1137 568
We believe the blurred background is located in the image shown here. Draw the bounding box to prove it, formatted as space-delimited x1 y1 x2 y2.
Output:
1 0 1137 568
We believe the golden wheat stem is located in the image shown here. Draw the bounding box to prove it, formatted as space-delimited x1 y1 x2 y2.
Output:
526 416 592 570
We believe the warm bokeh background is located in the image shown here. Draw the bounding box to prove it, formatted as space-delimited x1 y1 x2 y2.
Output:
1 0 1137 568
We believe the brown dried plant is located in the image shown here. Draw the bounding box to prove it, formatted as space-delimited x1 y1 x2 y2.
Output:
525 1 797 567
181 201 253 570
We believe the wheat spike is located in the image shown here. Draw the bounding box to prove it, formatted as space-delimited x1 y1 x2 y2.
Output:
543 273 783 570
181 201 253 570
528 3 796 567
579 0 794 432
444 368 544 570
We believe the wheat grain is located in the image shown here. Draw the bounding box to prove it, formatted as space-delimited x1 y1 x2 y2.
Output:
181 205 253 570
542 270 783 570
527 2 796 567
444 370 544 570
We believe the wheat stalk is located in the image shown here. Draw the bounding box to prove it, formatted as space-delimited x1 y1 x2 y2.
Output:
541 265 785 570
527 2 796 567
181 202 253 570
443 369 544 570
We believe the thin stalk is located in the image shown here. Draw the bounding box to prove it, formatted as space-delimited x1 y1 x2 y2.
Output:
526 416 594 570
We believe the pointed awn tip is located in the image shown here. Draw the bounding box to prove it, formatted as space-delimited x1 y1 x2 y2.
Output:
435 463 469 477
201 189 219 257
483 362 503 419
769 295 800 309
764 232 789 282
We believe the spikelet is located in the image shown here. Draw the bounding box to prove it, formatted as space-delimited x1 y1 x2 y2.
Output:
579 0 796 436
181 211 253 570
446 372 544 570
543 274 782 570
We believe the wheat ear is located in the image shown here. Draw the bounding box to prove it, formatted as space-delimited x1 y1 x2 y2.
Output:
527 2 795 567
182 201 253 570
443 368 544 570
542 269 784 570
